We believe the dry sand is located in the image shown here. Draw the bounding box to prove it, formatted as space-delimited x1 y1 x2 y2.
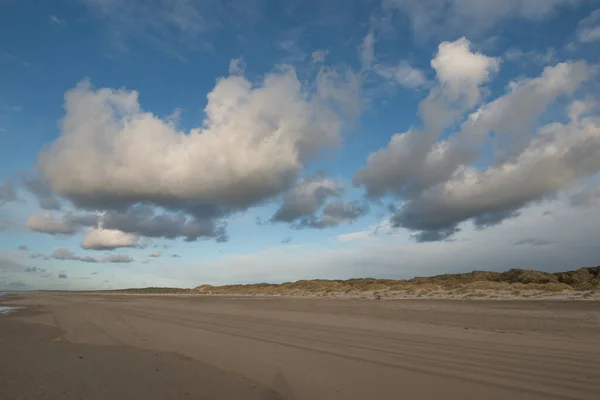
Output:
1 293 599 399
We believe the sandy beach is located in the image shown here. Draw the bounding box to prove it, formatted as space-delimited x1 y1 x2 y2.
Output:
1 293 599 400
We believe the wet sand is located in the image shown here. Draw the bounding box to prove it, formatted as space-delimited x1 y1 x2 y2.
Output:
1 293 599 399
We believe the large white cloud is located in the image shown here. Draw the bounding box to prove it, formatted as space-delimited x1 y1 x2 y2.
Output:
354 38 500 198
354 36 597 241
38 66 359 219
430 37 500 104
81 228 138 250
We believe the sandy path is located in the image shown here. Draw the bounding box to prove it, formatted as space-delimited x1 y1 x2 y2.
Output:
3 294 600 399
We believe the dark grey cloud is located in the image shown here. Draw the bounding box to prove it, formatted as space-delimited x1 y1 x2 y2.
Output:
270 172 369 229
67 206 228 242
26 206 228 243
21 175 62 210
172 254 181 258
24 266 47 273
29 253 48 260
18 245 28 251
103 254 134 263
513 239 555 247
52 248 98 263
411 227 461 243
271 173 342 223
58 272 68 279
0 180 18 204
295 201 370 229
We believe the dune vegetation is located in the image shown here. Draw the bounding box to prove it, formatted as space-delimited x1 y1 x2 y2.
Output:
103 266 600 299
191 266 600 299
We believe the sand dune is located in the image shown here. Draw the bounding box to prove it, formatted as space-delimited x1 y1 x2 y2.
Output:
2 294 599 399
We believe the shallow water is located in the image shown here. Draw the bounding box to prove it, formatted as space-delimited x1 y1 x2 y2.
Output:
0 306 22 315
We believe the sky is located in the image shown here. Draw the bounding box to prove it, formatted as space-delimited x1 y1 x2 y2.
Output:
1 0 600 291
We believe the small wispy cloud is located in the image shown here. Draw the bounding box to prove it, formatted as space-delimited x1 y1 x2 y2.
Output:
49 15 66 25
2 105 22 112
2 53 31 67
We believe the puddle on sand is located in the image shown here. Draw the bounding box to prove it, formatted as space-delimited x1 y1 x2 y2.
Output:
0 306 23 316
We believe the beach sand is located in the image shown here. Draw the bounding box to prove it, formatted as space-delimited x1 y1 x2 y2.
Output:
1 293 599 399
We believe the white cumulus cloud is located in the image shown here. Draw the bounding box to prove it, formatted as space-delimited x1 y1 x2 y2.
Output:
82 228 138 250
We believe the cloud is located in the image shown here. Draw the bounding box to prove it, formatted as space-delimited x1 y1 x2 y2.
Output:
228 57 246 75
52 248 98 263
577 9 600 43
38 66 359 240
50 247 134 264
430 37 500 105
278 40 306 62
354 36 597 241
25 206 230 242
76 0 216 56
504 47 556 66
383 0 590 38
149 252 161 257
49 15 65 25
513 239 554 246
296 201 370 229
336 218 395 242
70 207 228 242
271 173 342 223
0 180 18 204
1 53 31 67
25 266 47 274
270 172 369 229
21 175 62 210
81 228 138 250
359 32 375 69
281 237 292 244
59 272 68 279
18 245 28 251
569 185 600 208
311 50 329 64
27 213 77 234
374 61 428 89
102 254 134 263
354 38 500 198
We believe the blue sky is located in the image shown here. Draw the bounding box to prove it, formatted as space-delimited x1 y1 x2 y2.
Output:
1 0 600 291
